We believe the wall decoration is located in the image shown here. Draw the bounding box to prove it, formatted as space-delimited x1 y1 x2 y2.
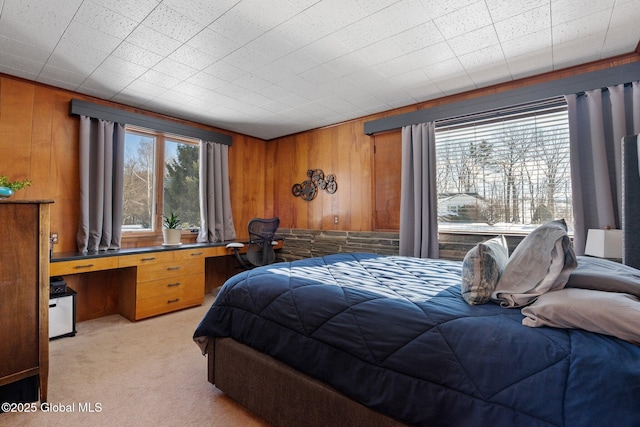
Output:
292 169 337 201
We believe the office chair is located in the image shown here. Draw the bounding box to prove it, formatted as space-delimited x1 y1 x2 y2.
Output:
226 217 280 269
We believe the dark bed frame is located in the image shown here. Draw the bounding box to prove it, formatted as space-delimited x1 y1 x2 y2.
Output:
207 338 406 426
206 134 640 426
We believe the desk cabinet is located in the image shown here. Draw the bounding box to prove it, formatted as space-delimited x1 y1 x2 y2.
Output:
119 249 205 321
0 201 51 403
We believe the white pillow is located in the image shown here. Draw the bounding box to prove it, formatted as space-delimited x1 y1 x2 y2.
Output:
521 288 640 345
492 219 577 308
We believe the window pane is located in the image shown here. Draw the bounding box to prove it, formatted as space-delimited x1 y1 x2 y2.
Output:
163 139 200 229
123 132 155 230
435 102 572 233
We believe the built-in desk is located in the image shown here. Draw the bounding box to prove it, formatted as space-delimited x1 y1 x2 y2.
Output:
50 240 283 322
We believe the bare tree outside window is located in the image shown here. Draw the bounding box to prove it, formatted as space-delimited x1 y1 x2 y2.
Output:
435 101 572 233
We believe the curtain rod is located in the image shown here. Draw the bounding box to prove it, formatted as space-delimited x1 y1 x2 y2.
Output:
70 99 233 146
364 61 640 135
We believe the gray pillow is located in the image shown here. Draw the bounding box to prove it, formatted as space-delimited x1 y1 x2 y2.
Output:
461 235 509 305
492 219 578 308
567 256 640 298
521 288 640 345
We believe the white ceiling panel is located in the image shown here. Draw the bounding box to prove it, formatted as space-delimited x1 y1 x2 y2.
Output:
0 0 637 140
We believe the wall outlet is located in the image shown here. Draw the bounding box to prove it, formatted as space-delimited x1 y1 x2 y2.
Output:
333 216 339 224
51 233 58 243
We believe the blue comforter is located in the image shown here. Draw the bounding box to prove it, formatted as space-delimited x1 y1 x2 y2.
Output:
193 253 640 426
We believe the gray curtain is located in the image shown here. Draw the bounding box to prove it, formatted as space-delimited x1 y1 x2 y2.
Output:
77 115 125 252
566 81 640 255
197 141 236 243
399 122 439 258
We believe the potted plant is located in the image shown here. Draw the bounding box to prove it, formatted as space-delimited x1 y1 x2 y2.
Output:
162 212 182 245
0 175 32 199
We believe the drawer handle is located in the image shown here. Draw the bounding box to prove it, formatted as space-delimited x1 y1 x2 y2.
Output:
167 282 180 287
49 303 57 308
167 298 180 304
141 257 156 261
74 264 94 269
190 252 203 256
167 266 180 271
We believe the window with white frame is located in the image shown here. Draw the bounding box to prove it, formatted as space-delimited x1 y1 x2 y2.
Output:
435 98 572 233
122 127 200 233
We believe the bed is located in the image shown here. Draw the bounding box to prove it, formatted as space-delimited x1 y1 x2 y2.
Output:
194 137 640 427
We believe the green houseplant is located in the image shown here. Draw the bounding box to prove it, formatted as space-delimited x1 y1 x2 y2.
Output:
162 212 182 245
0 175 32 199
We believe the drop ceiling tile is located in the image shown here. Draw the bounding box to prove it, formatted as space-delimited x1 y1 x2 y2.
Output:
167 44 216 71
501 30 552 58
127 24 182 56
221 45 274 73
485 0 549 22
161 0 237 26
323 51 369 77
121 78 169 98
417 0 477 20
552 35 606 68
552 10 610 45
38 63 87 87
506 48 553 79
74 1 138 39
152 57 198 80
81 67 137 93
551 0 615 25
423 57 466 81
139 68 181 89
494 6 550 42
141 3 204 43
389 21 445 53
446 25 499 56
187 28 240 61
111 41 163 69
0 51 43 77
433 1 492 39
0 0 81 49
98 0 160 23
0 34 50 63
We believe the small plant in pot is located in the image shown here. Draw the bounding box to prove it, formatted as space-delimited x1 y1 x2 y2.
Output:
162 212 182 245
0 175 32 199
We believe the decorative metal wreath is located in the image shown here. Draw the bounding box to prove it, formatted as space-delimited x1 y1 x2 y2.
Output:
292 169 337 201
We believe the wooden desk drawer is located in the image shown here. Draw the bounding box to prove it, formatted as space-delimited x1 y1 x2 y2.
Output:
50 257 119 276
136 258 203 283
118 251 174 268
136 273 203 300
174 248 208 261
135 277 204 319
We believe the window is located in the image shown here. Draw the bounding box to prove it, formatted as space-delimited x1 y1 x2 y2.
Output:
435 98 572 233
122 127 200 233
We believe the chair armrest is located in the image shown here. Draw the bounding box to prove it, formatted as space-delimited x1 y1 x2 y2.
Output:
271 241 278 246
226 242 245 248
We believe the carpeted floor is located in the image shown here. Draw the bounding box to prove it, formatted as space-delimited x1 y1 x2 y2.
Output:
1 293 270 426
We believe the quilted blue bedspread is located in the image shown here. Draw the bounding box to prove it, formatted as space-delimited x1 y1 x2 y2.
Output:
193 253 640 426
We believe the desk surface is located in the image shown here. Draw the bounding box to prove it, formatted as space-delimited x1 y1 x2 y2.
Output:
50 239 283 263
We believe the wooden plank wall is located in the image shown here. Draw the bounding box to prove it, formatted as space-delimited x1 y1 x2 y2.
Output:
0 75 268 253
1 50 638 256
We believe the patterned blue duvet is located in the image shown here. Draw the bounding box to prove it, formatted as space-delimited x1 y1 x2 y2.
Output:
193 253 640 426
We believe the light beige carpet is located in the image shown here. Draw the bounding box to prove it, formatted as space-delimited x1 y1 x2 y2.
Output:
2 292 270 427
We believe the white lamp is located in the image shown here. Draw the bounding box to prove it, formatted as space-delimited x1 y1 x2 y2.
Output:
584 227 622 259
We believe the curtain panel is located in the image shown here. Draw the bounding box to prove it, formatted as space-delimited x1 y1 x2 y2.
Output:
566 81 640 255
399 122 439 258
197 141 236 243
77 116 125 252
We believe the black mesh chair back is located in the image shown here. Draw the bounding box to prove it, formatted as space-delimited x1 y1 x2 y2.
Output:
246 217 280 267
227 217 280 269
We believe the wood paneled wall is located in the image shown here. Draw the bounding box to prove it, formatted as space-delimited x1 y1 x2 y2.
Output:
1 50 638 254
0 75 268 253
268 52 640 233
